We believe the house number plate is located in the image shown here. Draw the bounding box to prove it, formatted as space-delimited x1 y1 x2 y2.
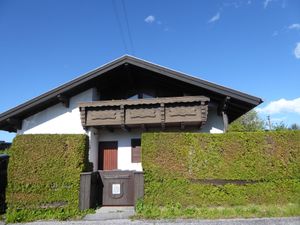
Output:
112 184 121 195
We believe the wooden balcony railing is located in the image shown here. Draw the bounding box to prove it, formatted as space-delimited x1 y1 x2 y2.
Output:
79 96 209 131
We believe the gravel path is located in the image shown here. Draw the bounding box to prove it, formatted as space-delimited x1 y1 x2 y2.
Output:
2 217 300 225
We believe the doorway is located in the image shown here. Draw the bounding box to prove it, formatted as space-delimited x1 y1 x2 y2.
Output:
98 141 118 170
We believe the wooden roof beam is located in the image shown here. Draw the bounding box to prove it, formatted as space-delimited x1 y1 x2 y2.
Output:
6 118 22 131
57 94 70 108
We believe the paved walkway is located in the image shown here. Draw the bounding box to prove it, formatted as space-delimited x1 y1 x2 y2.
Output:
83 206 135 220
2 217 300 225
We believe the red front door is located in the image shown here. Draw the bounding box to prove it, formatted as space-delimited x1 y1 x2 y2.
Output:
98 142 118 170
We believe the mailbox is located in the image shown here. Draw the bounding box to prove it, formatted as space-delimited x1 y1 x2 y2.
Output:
99 170 134 206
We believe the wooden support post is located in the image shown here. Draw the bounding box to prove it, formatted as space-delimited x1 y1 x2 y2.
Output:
217 96 230 116
57 94 70 108
217 96 230 132
200 102 207 126
80 107 86 127
6 118 22 130
120 105 130 131
222 111 229 132
160 103 165 130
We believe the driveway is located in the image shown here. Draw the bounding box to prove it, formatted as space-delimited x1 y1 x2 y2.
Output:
3 217 300 225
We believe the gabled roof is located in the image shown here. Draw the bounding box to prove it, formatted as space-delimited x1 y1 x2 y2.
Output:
0 55 263 132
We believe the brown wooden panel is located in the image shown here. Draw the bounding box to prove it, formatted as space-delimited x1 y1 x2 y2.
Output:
132 147 141 163
131 139 141 163
80 96 210 130
126 107 161 124
99 171 134 206
165 105 202 123
86 109 122 126
99 142 118 171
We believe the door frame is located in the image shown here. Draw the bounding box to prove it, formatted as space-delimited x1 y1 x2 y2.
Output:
98 141 118 171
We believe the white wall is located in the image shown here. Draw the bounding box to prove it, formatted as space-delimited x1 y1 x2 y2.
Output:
201 104 224 133
96 130 143 172
17 88 96 134
87 127 99 171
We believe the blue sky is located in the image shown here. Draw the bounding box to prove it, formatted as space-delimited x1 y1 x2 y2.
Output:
0 0 300 141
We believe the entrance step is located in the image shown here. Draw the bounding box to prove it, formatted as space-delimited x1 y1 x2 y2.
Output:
83 206 135 221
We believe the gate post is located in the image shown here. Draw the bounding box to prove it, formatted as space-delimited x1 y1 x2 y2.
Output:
79 172 101 210
79 172 92 210
134 171 144 205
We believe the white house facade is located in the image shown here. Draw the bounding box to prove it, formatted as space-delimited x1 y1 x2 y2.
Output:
0 56 262 174
16 87 225 172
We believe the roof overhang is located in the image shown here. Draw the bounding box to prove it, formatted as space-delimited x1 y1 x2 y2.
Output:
0 55 263 132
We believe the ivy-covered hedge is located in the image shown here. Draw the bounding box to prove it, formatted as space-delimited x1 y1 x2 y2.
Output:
141 131 300 208
6 134 90 222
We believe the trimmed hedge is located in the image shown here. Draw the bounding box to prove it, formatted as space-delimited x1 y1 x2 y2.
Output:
6 134 90 222
141 131 300 208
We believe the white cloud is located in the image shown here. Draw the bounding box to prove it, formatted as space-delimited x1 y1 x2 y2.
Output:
294 42 300 59
144 15 155 24
257 98 300 115
263 0 273 8
208 12 220 23
288 23 300 30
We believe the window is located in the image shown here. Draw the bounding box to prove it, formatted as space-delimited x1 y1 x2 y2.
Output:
127 91 155 100
131 139 141 163
128 94 138 100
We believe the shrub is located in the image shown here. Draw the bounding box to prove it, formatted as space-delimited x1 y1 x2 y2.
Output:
6 134 90 222
141 131 300 211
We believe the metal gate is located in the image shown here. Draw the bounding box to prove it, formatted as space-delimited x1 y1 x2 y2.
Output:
99 170 134 206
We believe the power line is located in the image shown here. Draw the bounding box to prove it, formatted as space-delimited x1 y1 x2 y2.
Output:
112 0 128 53
121 0 135 55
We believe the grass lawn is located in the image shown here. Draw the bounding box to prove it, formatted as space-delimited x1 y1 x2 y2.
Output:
134 203 300 219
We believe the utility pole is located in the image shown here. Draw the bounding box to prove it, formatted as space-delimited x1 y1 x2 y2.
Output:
267 115 272 131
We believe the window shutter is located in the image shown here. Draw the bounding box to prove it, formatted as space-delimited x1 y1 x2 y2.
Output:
132 146 141 163
131 139 141 163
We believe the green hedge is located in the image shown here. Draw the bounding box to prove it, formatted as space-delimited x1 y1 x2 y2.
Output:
6 134 90 222
141 131 300 208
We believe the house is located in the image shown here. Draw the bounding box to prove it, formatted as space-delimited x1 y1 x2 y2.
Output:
0 55 262 207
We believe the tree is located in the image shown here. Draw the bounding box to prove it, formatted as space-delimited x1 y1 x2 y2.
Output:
269 122 299 131
290 123 300 130
272 121 289 131
228 110 264 132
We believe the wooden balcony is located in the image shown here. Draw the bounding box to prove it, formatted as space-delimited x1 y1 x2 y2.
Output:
79 96 209 131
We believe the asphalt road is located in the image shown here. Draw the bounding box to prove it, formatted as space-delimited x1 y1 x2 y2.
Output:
2 217 300 225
